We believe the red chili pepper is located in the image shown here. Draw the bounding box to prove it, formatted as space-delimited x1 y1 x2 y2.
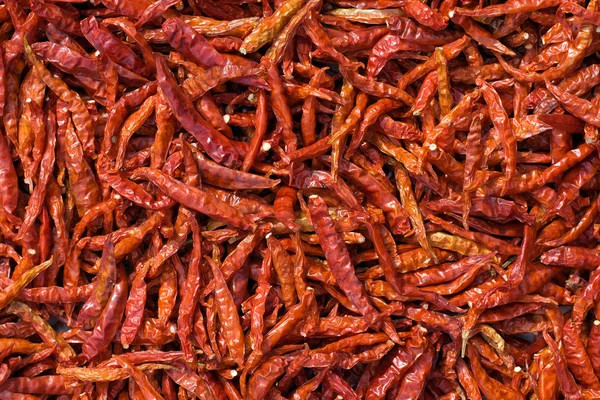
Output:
3 2 600 397
207 256 245 367
81 266 128 360
130 167 255 230
156 55 240 167
365 327 428 399
308 195 381 328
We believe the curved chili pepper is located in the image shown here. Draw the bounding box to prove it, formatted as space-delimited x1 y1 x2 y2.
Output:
395 165 435 259
32 1 82 36
246 356 287 400
305 11 363 70
334 157 411 234
36 33 85 66
452 14 515 56
262 56 297 153
6 301 75 363
189 142 279 189
340 66 414 106
81 266 127 360
240 0 304 54
130 168 254 230
156 55 240 167
365 328 428 400
207 256 245 367
23 39 95 157
0 258 52 311
395 343 435 399
563 319 600 389
81 16 152 79
274 187 300 232
466 344 525 399
328 79 355 177
308 195 381 328
543 330 584 399
266 234 297 308
76 238 116 330
0 132 18 215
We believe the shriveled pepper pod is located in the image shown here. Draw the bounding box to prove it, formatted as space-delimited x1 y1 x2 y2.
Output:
1 0 600 398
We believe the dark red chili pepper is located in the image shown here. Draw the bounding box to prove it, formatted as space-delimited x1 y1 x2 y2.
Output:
155 55 240 168
81 16 152 79
81 266 127 360
2 2 600 398
308 195 381 329
130 168 255 230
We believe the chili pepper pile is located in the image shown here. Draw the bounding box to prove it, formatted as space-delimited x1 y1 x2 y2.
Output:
4 0 600 399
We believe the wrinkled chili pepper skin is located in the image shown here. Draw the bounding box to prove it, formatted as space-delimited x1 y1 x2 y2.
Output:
308 195 381 329
82 266 128 361
365 328 427 400
81 16 152 79
131 168 255 230
334 157 411 235
155 55 240 168
0 133 18 214
207 257 245 367
541 246 600 269
4 0 600 397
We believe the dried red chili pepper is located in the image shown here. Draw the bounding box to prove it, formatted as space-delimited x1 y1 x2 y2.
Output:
130 168 254 230
308 195 381 328
23 39 95 157
81 266 128 360
364 326 428 399
155 55 240 167
207 256 245 367
2 1 600 397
